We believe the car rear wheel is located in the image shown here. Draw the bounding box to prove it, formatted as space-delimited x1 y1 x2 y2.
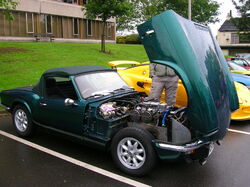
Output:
111 126 157 176
12 105 34 137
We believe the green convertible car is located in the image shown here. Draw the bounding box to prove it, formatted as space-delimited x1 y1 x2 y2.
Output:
0 10 238 176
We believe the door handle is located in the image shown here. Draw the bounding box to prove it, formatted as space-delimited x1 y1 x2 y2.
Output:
40 102 47 106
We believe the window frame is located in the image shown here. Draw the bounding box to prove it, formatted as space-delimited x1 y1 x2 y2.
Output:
64 0 78 4
107 22 112 38
44 76 79 100
87 19 92 36
25 12 34 34
45 15 53 34
73 18 79 35
231 33 239 44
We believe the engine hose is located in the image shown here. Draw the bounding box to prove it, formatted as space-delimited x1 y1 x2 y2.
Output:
115 99 137 106
162 109 170 126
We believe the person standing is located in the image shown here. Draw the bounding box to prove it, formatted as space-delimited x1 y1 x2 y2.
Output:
147 63 179 106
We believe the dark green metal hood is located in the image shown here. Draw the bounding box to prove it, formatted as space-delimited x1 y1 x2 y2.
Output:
137 10 239 139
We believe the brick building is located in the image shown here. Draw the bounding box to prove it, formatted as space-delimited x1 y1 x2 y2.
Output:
0 0 116 42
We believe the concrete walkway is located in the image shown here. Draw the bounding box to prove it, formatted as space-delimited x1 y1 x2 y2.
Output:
0 36 116 43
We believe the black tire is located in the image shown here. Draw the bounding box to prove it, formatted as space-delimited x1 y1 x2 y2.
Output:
111 126 157 176
12 105 34 137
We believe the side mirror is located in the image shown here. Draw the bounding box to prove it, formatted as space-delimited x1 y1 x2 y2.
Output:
65 98 78 106
137 81 144 88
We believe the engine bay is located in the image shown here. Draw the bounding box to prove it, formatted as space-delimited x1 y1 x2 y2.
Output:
98 95 191 144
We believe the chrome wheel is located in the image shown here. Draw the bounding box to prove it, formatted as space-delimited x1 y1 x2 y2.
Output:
14 109 28 132
117 137 146 169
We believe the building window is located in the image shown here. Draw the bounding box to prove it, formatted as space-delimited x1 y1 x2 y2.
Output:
231 33 239 44
107 22 112 37
87 20 92 36
45 15 53 34
73 18 79 35
26 13 34 33
64 0 78 4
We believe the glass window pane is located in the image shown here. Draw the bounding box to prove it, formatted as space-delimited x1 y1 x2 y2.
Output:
231 33 239 44
26 13 34 33
75 72 129 99
107 22 111 37
46 15 52 33
87 20 92 36
73 18 79 35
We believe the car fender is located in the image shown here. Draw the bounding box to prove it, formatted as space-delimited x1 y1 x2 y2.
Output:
12 98 32 115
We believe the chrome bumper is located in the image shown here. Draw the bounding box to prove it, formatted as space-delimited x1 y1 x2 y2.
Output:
155 140 210 152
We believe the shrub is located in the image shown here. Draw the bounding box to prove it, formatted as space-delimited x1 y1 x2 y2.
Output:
116 34 141 44
116 36 126 44
125 34 141 44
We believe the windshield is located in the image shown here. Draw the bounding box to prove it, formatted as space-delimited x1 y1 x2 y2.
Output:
245 55 250 61
75 71 131 99
233 59 250 66
228 62 247 71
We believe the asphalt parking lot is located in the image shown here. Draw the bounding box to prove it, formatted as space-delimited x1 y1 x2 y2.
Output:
0 115 250 187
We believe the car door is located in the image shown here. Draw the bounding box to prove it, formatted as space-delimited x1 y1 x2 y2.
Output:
36 76 86 135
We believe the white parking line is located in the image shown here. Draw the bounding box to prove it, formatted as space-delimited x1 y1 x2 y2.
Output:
0 130 151 187
228 128 250 135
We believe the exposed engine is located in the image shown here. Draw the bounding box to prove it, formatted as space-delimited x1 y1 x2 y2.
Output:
98 98 187 126
98 97 190 144
99 102 130 119
98 96 141 119
130 101 187 126
130 101 168 124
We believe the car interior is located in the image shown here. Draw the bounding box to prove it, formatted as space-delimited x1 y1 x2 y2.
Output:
45 77 78 100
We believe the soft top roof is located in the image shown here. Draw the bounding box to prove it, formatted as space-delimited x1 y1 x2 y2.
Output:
43 65 110 77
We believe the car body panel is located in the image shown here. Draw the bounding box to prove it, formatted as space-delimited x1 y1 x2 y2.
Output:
231 73 250 88
231 70 250 76
231 82 250 121
35 97 85 134
108 61 140 69
137 10 238 139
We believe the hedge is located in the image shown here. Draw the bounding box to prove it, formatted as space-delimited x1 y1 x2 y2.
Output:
116 34 141 44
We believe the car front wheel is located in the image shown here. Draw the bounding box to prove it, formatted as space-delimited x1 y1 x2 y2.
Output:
12 105 34 137
111 126 157 176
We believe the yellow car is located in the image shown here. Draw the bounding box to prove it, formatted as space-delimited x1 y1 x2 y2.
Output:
108 60 141 69
109 62 250 121
228 62 250 75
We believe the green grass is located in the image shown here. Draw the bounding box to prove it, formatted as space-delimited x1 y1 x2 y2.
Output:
0 42 148 90
0 42 148 110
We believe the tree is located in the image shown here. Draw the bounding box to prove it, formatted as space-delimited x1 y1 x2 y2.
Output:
232 0 250 32
117 0 220 32
83 0 133 53
0 0 18 20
